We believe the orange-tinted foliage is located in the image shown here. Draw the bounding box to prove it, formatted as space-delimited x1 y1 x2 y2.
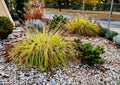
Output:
25 8 45 21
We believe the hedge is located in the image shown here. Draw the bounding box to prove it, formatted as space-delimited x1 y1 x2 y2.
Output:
45 3 120 12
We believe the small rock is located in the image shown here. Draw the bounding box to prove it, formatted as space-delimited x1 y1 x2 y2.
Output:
7 34 14 39
24 73 30 77
0 45 3 50
0 65 5 69
0 81 3 85
103 64 111 70
75 66 79 69
14 21 20 27
0 72 10 78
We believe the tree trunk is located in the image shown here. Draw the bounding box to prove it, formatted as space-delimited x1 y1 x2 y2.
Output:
58 0 62 11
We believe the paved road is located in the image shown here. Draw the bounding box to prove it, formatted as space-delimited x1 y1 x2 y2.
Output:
44 12 120 28
95 19 120 28
44 12 74 19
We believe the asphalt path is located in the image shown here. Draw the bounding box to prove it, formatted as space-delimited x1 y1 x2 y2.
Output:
44 12 120 28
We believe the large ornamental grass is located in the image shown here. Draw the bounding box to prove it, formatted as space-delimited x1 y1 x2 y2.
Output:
5 28 75 71
66 17 100 37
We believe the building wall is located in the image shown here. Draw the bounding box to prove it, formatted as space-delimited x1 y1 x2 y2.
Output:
0 0 14 25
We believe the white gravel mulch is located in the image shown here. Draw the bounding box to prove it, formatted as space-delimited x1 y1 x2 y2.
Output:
0 27 120 85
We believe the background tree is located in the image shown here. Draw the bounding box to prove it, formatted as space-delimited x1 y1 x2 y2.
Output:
45 0 70 11
16 0 30 20
4 0 19 20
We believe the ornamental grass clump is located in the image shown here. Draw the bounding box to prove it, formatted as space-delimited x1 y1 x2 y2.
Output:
66 17 100 37
24 8 45 31
4 28 75 71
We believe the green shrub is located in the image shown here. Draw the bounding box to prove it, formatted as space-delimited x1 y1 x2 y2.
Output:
113 4 120 12
106 30 118 41
95 3 110 11
116 78 120 85
66 17 100 37
74 39 105 66
49 15 67 29
99 28 119 41
11 12 19 20
5 28 75 71
45 3 56 8
0 16 14 39
99 28 110 37
113 34 120 46
70 3 82 10
84 3 93 10
16 0 30 20
95 3 120 12
45 3 120 12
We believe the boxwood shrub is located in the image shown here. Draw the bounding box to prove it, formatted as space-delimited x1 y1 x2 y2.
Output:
0 16 14 39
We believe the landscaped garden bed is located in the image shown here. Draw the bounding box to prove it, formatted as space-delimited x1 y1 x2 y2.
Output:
1 0 120 83
0 35 120 85
0 13 120 84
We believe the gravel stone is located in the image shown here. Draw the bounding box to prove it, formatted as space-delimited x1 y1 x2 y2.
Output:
0 28 120 84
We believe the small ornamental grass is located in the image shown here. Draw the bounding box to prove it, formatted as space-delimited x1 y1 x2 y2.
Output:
66 17 100 37
5 28 75 71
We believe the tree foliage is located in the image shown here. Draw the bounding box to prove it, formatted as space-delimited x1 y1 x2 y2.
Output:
45 0 99 4
45 0 120 4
